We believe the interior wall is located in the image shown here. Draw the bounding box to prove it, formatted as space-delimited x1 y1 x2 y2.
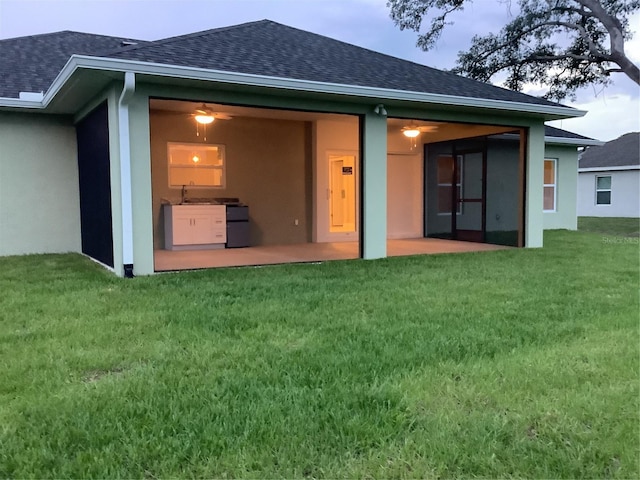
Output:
0 112 81 256
150 111 312 248
313 118 360 242
386 129 424 239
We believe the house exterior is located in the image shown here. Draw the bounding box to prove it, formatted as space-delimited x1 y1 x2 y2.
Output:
0 20 594 276
577 132 640 218
542 126 603 229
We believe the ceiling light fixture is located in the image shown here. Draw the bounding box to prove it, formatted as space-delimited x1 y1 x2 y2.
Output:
194 114 214 124
403 128 421 138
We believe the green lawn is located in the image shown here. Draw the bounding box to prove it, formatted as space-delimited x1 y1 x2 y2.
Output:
1 229 638 478
579 216 640 237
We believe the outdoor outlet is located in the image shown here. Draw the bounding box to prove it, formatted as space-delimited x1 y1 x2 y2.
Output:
294 219 299 226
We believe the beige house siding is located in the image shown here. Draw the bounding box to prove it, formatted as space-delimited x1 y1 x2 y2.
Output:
0 112 81 255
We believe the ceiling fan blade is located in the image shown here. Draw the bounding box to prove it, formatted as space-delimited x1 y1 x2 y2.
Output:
401 125 438 132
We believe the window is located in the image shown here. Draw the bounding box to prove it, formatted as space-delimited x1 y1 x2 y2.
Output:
167 143 225 188
543 159 557 212
437 155 463 215
596 175 611 205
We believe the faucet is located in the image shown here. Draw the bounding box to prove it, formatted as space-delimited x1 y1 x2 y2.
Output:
181 185 187 204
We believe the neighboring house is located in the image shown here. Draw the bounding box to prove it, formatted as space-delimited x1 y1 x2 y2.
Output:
0 20 596 277
577 132 640 218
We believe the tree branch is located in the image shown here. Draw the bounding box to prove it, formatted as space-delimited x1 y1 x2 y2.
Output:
388 0 640 97
575 0 640 84
537 20 604 58
549 5 596 19
468 19 607 65
530 53 594 62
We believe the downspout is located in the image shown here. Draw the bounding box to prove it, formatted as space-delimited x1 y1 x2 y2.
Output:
118 72 135 278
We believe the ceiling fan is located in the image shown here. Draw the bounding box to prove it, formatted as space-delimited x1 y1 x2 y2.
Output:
401 123 439 138
192 104 233 124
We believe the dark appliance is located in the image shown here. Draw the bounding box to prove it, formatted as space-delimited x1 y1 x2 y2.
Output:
215 198 250 248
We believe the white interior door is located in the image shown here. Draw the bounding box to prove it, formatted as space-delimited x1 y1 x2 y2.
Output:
387 153 423 239
316 151 359 242
330 158 345 228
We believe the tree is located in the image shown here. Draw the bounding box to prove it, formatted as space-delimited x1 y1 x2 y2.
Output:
387 0 640 100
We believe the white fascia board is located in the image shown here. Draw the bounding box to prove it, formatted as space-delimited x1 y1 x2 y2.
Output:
579 165 640 172
545 136 604 146
3 54 586 120
0 97 43 109
495 132 602 146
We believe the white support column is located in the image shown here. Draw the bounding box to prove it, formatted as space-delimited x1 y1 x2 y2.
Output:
118 72 136 276
526 123 545 248
361 108 388 259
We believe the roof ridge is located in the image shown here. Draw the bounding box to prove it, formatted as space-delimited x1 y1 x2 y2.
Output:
0 30 142 44
101 18 436 71
98 19 562 108
99 19 272 56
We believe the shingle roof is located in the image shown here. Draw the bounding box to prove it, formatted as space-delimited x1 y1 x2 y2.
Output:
579 132 640 169
544 125 593 141
1 20 567 109
0 31 143 98
105 20 560 108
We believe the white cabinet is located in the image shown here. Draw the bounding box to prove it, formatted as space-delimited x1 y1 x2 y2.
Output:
164 205 226 250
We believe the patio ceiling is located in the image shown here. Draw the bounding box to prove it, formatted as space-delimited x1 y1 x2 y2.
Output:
150 98 520 145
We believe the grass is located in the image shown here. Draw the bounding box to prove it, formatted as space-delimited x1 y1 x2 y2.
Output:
1 228 638 478
579 216 640 237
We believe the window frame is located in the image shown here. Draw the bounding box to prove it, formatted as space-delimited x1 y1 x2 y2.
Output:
167 142 226 189
543 158 557 213
595 175 612 206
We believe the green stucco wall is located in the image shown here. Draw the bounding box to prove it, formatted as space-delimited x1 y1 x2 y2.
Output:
128 93 155 276
543 144 578 230
0 112 81 256
361 111 388 259
526 124 545 247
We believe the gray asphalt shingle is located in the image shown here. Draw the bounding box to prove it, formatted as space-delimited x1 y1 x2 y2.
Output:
545 125 594 141
106 20 559 107
2 20 566 110
580 132 640 168
0 31 142 98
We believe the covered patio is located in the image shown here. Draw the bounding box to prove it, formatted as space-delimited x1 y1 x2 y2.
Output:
154 238 508 271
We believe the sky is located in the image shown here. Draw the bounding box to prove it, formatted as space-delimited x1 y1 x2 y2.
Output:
0 0 638 141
